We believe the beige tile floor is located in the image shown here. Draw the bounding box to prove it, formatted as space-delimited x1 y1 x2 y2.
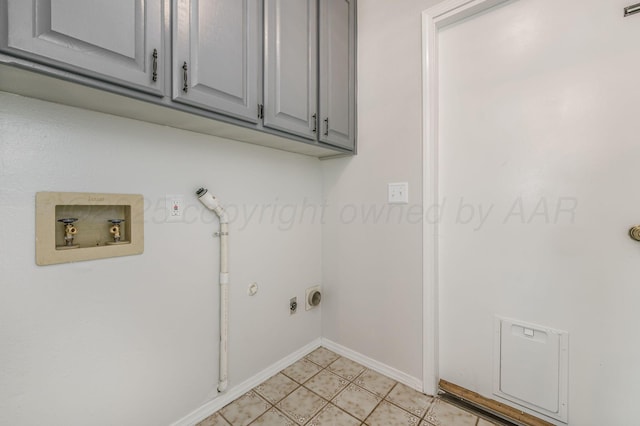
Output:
197 347 502 426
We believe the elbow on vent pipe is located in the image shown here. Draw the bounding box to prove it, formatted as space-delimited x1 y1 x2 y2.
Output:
196 187 229 393
196 187 229 223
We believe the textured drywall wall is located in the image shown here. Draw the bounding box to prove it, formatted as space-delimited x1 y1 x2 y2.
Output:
0 92 322 426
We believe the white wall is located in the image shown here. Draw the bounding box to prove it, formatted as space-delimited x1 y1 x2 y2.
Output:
0 92 322 426
321 0 443 382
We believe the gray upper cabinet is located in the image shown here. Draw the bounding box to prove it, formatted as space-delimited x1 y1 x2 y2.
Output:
319 0 356 150
263 0 356 150
0 0 356 156
263 0 318 139
173 0 260 123
0 0 164 95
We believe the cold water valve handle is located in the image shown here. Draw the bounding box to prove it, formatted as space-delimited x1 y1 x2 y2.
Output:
106 219 128 246
57 218 79 248
108 219 125 243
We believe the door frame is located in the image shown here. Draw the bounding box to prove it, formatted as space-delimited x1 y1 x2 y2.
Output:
421 0 512 395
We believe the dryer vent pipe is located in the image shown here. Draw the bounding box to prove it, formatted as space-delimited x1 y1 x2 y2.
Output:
196 187 229 393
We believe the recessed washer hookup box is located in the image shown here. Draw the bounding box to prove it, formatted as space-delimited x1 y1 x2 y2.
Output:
35 192 144 266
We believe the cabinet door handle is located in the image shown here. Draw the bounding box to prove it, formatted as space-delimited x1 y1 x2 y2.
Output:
182 62 189 93
152 49 158 82
324 118 329 136
312 113 317 133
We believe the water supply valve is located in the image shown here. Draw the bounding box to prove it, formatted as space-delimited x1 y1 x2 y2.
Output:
107 219 127 245
57 218 79 249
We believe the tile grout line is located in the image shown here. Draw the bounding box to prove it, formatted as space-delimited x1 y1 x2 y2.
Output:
237 392 273 426
361 378 437 425
360 381 398 425
277 351 340 425
273 356 326 424
329 366 381 425
304 350 428 426
220 350 330 425
326 359 372 422
300 352 354 425
302 352 374 425
213 348 462 426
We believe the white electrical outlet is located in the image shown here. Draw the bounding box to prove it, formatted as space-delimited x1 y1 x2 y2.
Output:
388 182 409 204
166 195 184 222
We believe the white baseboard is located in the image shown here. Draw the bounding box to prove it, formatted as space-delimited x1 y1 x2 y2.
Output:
320 338 424 393
170 338 322 426
170 337 425 425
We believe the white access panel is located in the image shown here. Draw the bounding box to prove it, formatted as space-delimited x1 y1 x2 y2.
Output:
494 317 569 423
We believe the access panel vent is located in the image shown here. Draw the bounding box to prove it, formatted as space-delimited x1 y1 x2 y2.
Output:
493 317 569 423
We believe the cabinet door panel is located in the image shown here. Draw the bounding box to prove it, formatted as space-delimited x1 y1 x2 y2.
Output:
263 0 317 139
319 0 356 150
173 0 259 123
0 0 164 95
50 0 136 58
